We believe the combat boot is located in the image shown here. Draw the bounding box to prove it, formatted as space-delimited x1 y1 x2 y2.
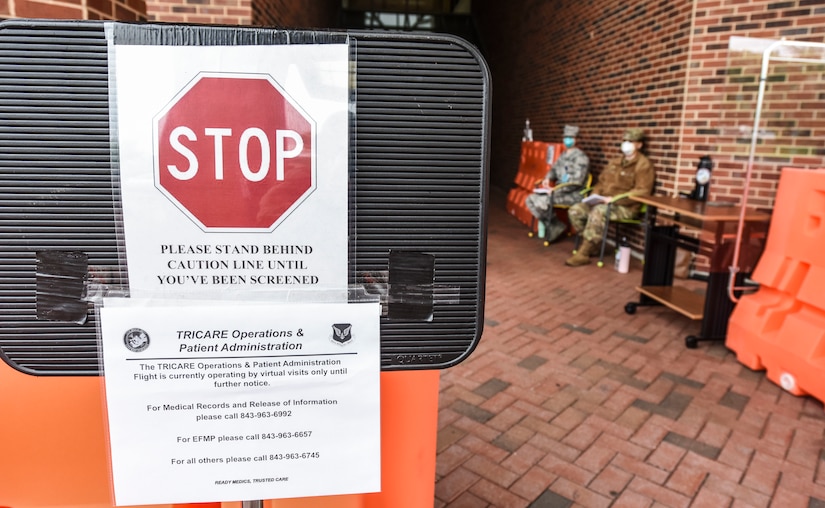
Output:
544 221 567 244
565 239 596 266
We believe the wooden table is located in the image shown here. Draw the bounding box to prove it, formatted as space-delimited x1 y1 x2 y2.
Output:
625 195 771 348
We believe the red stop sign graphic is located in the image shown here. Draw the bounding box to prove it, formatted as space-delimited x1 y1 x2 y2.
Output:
154 73 315 230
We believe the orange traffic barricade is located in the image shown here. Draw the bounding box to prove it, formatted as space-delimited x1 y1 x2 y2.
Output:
0 368 439 508
727 167 825 402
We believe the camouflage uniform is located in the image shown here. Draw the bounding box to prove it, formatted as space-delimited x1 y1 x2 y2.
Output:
568 152 655 242
525 146 589 240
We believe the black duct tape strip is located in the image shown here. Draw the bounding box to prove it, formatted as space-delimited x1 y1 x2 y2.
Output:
36 251 89 324
387 250 434 321
109 23 349 46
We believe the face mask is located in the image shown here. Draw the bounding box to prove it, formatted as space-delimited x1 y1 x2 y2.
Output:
621 141 636 156
563 137 575 148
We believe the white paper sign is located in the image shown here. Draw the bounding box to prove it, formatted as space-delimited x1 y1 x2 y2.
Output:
111 43 350 299
100 300 380 505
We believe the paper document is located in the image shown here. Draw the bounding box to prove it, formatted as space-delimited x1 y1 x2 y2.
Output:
581 194 610 206
100 299 381 505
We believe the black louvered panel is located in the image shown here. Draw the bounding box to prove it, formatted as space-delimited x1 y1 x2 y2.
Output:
0 21 489 374
352 34 488 368
0 21 124 375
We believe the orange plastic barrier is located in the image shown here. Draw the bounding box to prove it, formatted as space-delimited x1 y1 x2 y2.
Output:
0 366 439 508
506 141 564 230
726 167 825 402
505 186 535 227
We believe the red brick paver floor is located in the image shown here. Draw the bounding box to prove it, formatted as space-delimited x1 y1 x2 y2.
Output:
434 188 825 508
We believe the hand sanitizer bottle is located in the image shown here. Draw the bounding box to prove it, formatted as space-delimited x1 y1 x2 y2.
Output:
616 237 631 274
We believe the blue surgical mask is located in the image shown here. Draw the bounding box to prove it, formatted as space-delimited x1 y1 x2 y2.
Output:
563 137 575 148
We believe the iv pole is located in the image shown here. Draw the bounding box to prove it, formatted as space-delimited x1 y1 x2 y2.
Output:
727 39 825 303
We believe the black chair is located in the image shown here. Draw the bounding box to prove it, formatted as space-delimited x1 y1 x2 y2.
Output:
572 191 646 267
595 199 646 268
529 173 593 246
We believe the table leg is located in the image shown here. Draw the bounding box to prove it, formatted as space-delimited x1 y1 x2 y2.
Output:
684 271 744 348
625 222 678 314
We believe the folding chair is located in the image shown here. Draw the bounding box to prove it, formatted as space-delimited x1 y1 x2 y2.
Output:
528 173 593 246
572 190 646 267
595 200 646 267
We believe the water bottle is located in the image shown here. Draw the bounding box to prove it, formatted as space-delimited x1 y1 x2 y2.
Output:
616 236 631 274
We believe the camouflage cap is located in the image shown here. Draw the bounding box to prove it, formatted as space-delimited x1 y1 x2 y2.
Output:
563 125 579 137
623 128 645 141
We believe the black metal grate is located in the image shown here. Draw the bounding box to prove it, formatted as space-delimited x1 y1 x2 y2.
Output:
0 20 489 375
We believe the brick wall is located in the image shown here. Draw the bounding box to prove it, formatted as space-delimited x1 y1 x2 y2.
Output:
474 0 694 193
0 0 146 20
145 0 339 27
474 0 825 210
0 0 338 26
683 0 825 211
146 0 252 25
